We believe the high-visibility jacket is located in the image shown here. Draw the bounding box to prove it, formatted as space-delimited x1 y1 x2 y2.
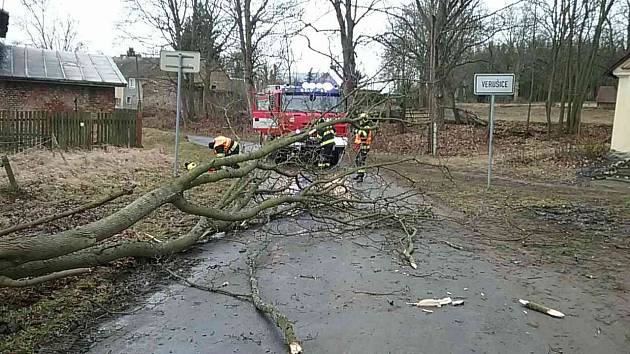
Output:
213 136 239 157
318 127 336 147
354 128 373 149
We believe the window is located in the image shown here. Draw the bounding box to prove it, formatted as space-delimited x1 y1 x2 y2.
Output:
126 97 131 105
282 94 342 113
128 78 136 89
256 98 269 110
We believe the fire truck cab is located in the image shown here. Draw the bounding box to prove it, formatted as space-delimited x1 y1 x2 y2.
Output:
252 82 348 165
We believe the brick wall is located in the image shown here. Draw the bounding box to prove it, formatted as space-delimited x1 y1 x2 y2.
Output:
0 80 116 112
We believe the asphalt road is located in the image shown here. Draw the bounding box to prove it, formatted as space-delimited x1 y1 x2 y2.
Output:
85 175 630 354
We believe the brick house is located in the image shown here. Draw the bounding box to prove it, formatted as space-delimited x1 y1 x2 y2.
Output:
0 45 127 112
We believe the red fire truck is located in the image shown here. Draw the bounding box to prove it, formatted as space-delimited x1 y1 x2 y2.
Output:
252 83 349 165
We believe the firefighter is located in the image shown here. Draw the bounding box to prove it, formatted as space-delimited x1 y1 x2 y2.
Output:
209 135 240 169
353 113 374 182
210 136 239 157
315 118 336 168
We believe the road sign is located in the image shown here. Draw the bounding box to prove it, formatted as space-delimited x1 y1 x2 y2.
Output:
160 50 201 176
474 74 515 96
473 73 514 189
160 50 201 74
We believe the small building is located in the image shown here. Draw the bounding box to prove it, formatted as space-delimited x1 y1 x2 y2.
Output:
609 52 630 155
596 86 617 109
0 45 126 112
113 55 162 110
114 54 246 119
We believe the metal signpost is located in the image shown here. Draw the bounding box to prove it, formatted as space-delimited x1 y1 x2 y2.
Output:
160 50 201 176
474 73 515 189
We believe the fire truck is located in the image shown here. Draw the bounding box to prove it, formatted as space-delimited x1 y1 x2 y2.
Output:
252 82 349 165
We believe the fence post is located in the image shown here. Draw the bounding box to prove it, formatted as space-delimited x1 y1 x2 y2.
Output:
1 155 19 191
135 109 143 147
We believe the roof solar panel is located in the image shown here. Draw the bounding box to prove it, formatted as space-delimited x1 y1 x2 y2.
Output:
26 47 46 78
62 62 82 81
77 53 102 82
12 46 26 77
43 50 64 79
0 45 126 86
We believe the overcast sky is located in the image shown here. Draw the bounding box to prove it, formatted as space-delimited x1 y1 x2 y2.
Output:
1 0 508 80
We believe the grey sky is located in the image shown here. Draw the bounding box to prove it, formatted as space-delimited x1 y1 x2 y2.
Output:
1 0 507 80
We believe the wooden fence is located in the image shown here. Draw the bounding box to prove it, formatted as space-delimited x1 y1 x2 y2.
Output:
0 109 138 153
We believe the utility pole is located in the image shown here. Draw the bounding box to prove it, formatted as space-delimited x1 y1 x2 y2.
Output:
126 47 143 147
174 54 183 176
135 52 143 146
427 13 437 156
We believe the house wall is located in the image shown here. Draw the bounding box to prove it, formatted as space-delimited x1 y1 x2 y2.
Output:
611 73 630 154
141 79 177 116
0 80 115 112
115 85 140 109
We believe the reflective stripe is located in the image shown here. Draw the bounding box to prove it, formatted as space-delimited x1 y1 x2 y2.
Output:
228 141 239 153
216 153 225 158
320 139 335 146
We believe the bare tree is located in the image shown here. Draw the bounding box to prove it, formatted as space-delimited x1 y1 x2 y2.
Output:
18 0 84 51
230 0 301 116
624 0 630 50
122 0 232 121
563 0 617 134
378 0 495 152
300 0 381 108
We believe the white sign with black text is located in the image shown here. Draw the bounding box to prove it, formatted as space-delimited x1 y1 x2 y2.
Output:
474 74 515 96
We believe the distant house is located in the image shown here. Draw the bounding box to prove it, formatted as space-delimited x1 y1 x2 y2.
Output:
113 56 162 110
596 86 617 109
0 45 126 112
114 55 246 119
609 51 630 155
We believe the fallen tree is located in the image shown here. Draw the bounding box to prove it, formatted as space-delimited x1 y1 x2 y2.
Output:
0 118 443 286
0 116 452 354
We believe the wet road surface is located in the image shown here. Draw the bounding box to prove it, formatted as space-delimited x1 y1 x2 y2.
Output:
86 176 630 354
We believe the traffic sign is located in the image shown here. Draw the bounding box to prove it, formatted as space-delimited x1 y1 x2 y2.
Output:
473 73 515 189
474 74 515 96
159 50 200 176
160 50 201 74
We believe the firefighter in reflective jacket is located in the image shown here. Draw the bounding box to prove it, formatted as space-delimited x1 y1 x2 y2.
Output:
184 136 240 172
316 119 336 168
353 113 373 182
210 136 239 157
210 135 240 169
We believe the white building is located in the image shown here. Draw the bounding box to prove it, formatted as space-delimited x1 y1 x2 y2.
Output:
611 52 630 155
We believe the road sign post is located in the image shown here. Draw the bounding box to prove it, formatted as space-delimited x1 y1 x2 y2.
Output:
174 54 183 177
474 73 515 189
160 50 201 177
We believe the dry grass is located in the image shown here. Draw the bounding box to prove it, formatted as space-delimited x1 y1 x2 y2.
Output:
459 102 615 125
